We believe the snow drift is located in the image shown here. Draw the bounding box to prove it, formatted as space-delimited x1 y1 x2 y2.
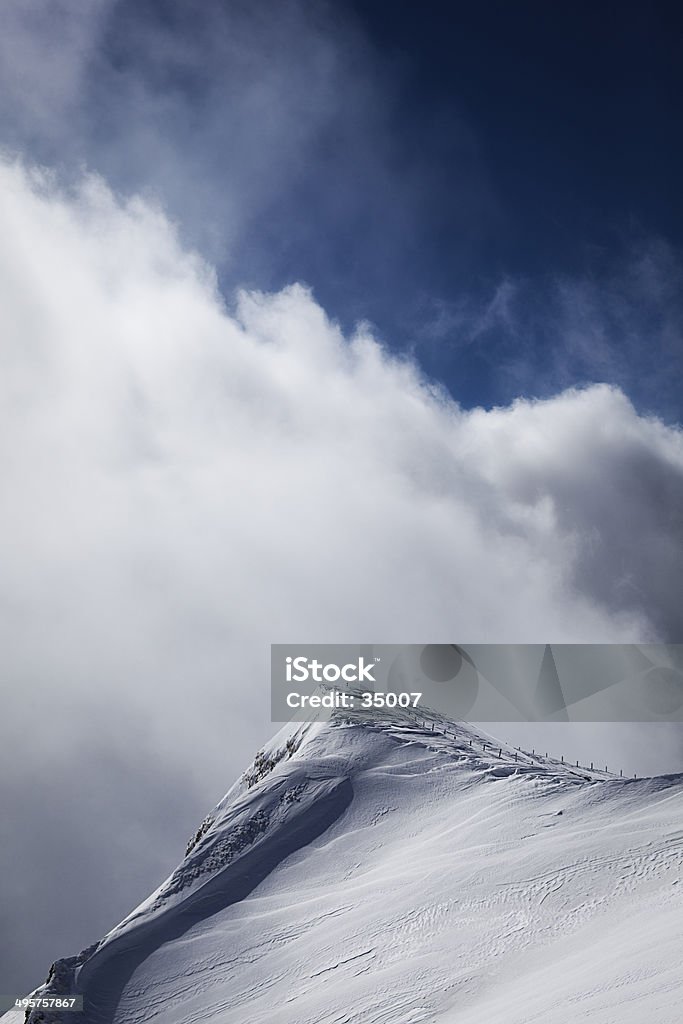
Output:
11 703 683 1024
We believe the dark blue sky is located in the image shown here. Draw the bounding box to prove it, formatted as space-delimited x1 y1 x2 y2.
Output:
293 1 683 417
356 1 683 264
223 0 683 418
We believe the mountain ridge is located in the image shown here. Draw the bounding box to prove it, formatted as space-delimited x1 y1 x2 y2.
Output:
11 705 683 1024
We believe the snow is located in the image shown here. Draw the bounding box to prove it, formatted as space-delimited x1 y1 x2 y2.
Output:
9 704 683 1024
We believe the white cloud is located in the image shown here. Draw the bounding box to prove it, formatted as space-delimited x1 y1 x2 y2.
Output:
3 157 683 727
1 158 683 987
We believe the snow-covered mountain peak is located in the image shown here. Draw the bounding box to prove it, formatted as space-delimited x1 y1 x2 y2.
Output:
12 705 683 1024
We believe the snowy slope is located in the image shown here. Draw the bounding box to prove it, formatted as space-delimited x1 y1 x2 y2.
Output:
10 704 683 1024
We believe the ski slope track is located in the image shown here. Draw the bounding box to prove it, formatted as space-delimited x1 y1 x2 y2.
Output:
12 703 683 1024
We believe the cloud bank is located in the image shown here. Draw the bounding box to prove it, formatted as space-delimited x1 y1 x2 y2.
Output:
1 158 683 990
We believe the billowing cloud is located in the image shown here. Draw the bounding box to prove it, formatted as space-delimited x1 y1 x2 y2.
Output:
1 158 683 991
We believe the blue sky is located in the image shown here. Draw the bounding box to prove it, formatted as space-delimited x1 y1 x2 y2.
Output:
346 2 683 418
1 0 683 998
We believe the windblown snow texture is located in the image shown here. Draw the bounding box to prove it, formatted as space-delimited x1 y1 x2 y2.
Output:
13 705 683 1024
